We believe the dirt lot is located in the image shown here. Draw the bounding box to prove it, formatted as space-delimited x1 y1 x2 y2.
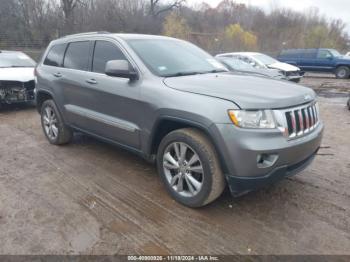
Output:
0 74 349 255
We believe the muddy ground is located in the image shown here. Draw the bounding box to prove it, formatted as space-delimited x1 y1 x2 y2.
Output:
0 74 349 255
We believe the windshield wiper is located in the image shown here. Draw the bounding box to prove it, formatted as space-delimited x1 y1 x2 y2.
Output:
163 69 228 78
163 71 202 77
201 69 228 74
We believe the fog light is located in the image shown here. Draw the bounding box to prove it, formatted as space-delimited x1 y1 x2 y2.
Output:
257 154 279 168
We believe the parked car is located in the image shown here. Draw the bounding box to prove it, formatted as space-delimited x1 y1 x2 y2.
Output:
0 51 36 105
216 56 286 80
217 52 304 82
35 33 323 207
277 48 350 79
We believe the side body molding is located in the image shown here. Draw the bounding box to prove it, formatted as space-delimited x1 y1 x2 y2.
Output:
65 104 139 133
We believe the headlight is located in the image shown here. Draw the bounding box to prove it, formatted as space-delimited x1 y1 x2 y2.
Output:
228 110 276 129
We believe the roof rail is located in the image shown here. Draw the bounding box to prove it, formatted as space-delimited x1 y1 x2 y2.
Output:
62 31 110 39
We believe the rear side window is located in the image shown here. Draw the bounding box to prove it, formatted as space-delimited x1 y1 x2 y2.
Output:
280 49 300 58
64 41 90 71
92 41 127 74
301 50 316 59
44 44 67 67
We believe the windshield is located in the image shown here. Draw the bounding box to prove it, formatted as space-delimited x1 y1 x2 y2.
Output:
127 39 227 77
329 49 341 57
251 54 277 66
0 52 36 68
219 57 255 71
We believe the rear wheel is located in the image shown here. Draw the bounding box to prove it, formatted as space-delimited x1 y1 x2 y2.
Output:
335 66 350 79
157 128 225 207
41 100 73 145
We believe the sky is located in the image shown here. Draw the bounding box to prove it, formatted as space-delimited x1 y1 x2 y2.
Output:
187 0 350 34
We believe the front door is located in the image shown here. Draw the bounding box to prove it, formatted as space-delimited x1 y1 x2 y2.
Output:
68 40 141 149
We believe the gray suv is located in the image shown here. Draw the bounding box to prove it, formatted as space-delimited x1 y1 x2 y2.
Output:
35 32 324 207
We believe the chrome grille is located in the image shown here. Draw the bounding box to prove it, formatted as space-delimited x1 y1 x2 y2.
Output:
284 102 319 138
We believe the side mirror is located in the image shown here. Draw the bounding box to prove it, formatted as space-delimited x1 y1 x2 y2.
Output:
105 60 138 80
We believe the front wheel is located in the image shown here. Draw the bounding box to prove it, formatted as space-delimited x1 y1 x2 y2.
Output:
157 128 225 207
41 99 73 145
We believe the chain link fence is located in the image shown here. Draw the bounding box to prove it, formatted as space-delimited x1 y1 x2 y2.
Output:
0 35 46 62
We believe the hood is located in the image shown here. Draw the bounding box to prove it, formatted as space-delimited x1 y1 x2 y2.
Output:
337 55 350 62
234 69 283 80
268 62 300 72
254 68 284 79
0 67 35 82
163 73 316 109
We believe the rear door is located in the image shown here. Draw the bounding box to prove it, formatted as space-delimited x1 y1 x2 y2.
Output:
278 49 300 66
297 49 317 71
58 40 94 128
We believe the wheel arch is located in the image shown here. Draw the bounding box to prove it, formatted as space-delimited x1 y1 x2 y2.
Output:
334 64 350 71
35 90 54 113
148 116 230 175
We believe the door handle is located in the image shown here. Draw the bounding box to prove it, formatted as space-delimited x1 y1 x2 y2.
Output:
53 72 62 78
86 79 98 85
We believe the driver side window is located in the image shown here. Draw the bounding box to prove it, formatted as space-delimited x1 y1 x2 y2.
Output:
92 40 127 74
242 56 257 67
317 50 332 59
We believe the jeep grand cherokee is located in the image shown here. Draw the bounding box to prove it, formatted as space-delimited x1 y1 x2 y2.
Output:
35 32 324 207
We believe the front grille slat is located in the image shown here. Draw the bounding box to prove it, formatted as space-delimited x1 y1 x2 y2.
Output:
311 106 316 128
290 111 297 137
297 110 303 135
308 107 313 127
284 102 319 139
313 104 318 123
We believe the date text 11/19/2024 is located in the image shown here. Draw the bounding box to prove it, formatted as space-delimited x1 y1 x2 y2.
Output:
127 255 220 261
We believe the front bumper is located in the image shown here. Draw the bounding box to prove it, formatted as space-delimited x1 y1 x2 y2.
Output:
286 71 305 82
211 121 324 195
227 148 318 196
0 80 35 104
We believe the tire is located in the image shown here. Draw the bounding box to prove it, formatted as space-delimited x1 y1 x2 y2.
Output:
335 66 350 79
157 128 225 208
40 99 73 145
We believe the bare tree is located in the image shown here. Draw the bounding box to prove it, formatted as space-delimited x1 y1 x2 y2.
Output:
149 0 186 17
61 0 86 34
1 0 349 53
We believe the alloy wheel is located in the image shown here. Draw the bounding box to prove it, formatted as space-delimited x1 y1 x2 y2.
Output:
43 106 59 140
163 142 204 197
